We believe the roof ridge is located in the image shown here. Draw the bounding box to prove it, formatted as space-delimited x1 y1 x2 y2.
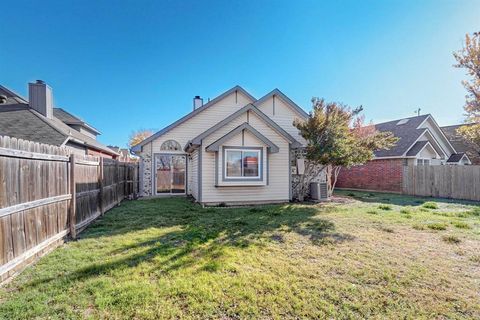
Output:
375 114 430 126
132 85 257 150
254 88 308 118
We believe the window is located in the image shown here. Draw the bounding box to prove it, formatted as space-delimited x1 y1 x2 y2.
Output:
224 148 261 179
160 140 182 151
417 159 430 166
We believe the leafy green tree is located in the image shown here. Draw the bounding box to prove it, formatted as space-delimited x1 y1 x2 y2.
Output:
454 32 480 149
293 98 397 200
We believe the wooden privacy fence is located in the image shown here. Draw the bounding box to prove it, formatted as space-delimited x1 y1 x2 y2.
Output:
0 136 139 282
403 165 480 202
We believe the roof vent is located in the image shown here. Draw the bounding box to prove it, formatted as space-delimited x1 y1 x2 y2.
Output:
397 119 409 125
0 95 7 104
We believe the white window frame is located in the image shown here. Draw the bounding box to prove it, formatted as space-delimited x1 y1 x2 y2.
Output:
416 158 430 166
224 148 262 180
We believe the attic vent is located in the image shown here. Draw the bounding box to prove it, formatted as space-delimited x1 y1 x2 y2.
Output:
397 119 410 125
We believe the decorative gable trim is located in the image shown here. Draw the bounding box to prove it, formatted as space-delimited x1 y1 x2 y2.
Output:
254 88 309 119
417 115 457 154
186 104 302 152
131 85 255 152
206 122 280 153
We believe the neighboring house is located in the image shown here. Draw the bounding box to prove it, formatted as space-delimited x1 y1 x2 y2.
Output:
336 114 471 193
441 124 480 165
132 85 309 205
0 81 118 158
108 146 138 162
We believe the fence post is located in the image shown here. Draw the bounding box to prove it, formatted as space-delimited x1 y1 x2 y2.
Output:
116 160 120 205
122 163 128 199
69 154 77 239
99 157 104 216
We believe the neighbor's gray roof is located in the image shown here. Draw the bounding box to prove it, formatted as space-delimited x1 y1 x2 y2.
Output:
446 153 466 163
373 114 430 157
53 108 101 134
0 104 67 145
0 104 117 156
405 140 429 157
0 85 28 105
441 124 472 154
441 123 480 164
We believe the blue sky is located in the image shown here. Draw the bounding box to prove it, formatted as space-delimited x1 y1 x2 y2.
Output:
1 0 479 147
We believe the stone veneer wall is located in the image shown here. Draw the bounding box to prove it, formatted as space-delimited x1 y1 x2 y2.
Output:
139 151 153 196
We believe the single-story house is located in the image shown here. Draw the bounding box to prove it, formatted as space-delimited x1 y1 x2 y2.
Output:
132 85 313 205
336 114 471 193
0 81 118 158
441 123 480 165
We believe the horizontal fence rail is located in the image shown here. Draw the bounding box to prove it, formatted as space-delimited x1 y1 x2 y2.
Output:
0 135 139 283
403 165 480 202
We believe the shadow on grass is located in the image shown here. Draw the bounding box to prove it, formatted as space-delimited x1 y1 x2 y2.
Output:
335 189 480 207
26 197 354 288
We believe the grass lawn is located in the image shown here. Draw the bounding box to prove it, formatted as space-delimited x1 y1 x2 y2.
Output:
1 191 480 319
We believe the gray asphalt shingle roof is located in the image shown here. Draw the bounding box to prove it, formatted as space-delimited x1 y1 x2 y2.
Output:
0 104 67 145
405 140 429 157
446 153 466 163
373 114 430 157
53 108 101 134
0 96 116 156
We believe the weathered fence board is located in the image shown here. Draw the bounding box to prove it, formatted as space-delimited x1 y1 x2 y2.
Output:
0 136 139 283
403 165 480 202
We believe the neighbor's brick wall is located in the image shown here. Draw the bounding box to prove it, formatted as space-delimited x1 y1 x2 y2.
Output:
336 159 404 193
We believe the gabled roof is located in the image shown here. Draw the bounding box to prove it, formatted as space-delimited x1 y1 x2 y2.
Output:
373 114 431 157
0 104 117 156
205 122 280 153
132 85 256 151
0 104 67 145
254 88 309 118
406 140 430 157
53 108 101 134
441 124 476 153
0 85 28 104
446 153 465 163
187 104 302 151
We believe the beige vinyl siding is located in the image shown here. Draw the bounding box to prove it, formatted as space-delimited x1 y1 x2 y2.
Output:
200 112 290 204
149 91 254 152
139 91 253 197
256 95 307 145
189 149 199 198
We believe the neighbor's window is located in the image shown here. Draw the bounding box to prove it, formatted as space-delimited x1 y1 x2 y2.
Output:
417 159 430 166
225 149 260 179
